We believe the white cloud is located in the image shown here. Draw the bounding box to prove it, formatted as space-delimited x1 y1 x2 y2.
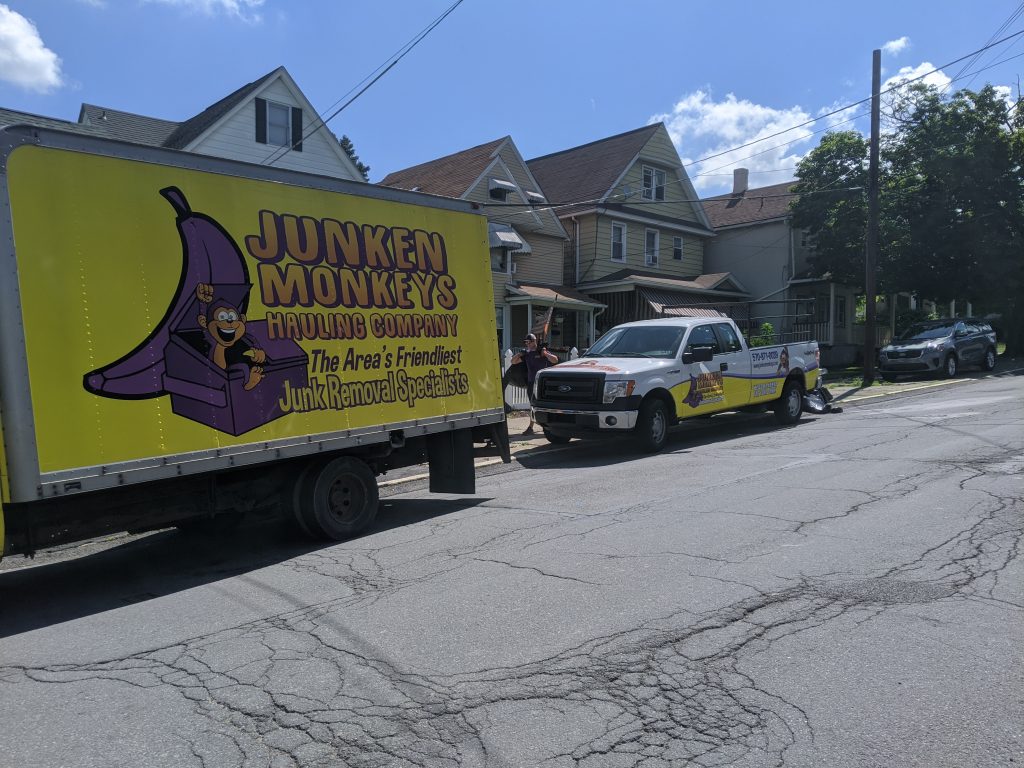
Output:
144 0 265 22
0 5 62 93
882 36 910 56
651 91 818 193
882 62 952 94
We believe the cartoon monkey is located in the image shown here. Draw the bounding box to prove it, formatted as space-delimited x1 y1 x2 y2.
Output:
196 283 266 391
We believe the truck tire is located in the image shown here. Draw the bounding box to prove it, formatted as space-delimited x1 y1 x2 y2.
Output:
635 399 669 452
297 456 379 541
774 380 803 425
543 428 571 445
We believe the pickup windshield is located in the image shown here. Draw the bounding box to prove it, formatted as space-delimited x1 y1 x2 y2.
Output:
584 326 685 358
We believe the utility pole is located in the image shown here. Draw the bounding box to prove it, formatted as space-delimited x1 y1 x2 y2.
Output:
863 48 881 384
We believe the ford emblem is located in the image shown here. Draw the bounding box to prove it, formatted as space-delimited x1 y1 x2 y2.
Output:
558 384 572 393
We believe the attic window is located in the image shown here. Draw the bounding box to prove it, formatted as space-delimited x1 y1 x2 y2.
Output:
525 190 546 205
642 165 666 201
255 97 303 151
489 178 516 201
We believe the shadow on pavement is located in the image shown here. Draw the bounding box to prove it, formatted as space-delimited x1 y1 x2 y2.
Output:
0 497 488 638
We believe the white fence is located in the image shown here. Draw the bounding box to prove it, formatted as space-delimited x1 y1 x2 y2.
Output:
502 348 578 411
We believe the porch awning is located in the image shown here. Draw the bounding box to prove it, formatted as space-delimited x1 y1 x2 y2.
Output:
488 222 531 253
639 288 727 318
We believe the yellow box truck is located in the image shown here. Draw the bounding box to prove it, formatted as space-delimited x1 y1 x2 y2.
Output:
0 125 508 558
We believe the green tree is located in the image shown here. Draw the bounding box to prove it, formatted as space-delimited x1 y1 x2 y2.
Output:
790 131 869 287
790 85 1024 352
339 135 370 181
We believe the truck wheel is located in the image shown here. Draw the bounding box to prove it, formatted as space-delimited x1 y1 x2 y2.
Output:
774 380 803 425
635 399 668 452
297 456 379 541
543 428 571 445
982 347 996 372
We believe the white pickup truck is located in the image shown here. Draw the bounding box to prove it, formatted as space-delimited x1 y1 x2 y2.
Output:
534 317 820 451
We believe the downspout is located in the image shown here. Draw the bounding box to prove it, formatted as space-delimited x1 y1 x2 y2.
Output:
571 215 580 285
829 282 836 346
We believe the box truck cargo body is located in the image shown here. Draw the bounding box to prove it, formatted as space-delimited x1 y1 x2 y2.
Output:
0 126 508 557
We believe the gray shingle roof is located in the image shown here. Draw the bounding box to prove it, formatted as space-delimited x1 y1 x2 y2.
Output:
78 104 179 145
0 107 104 136
378 137 507 197
526 124 661 216
702 181 797 228
74 68 279 150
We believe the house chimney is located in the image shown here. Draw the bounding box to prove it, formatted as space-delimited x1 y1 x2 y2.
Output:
732 167 749 195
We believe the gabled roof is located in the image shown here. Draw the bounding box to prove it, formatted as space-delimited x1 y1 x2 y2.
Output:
526 124 662 216
165 69 277 149
702 181 797 229
378 137 507 196
78 68 278 150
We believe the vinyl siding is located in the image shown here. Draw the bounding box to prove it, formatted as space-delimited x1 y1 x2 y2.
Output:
516 233 565 285
578 215 704 281
608 127 705 225
704 220 790 300
495 144 566 238
464 154 565 239
188 81 361 180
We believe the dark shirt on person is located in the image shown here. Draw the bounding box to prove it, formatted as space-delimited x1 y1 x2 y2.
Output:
523 349 552 384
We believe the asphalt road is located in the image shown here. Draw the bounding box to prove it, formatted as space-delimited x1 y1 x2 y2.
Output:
1 372 1021 767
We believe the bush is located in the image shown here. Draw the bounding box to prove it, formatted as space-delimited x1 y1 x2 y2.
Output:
748 322 776 348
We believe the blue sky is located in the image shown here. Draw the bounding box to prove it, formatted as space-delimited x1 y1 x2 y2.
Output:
2 1 1022 195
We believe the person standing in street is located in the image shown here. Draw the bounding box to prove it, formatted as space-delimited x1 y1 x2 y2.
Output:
511 333 557 434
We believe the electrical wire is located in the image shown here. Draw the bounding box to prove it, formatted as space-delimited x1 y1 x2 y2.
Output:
261 0 466 167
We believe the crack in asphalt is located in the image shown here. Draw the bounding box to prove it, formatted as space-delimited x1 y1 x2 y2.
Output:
1 391 1020 767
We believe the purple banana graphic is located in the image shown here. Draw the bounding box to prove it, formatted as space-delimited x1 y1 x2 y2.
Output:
682 375 703 408
84 187 250 398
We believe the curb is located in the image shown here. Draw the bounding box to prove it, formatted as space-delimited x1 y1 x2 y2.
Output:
381 365 1023 490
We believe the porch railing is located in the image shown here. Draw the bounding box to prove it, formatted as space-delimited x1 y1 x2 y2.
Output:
502 348 578 411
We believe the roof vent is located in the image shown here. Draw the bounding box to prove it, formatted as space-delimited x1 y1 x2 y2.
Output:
732 168 748 195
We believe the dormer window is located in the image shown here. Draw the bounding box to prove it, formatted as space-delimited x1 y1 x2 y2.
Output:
489 178 516 201
255 97 303 151
642 165 666 201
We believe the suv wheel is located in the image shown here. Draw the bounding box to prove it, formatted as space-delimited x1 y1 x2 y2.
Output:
943 354 958 378
982 348 996 372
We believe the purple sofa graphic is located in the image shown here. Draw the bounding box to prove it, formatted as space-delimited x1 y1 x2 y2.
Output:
84 187 308 436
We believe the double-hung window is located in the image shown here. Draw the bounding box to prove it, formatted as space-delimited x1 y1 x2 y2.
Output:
672 236 683 261
611 222 626 262
255 97 303 151
644 229 659 266
642 165 666 200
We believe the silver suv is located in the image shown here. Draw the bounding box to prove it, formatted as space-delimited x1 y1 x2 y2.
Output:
879 319 997 379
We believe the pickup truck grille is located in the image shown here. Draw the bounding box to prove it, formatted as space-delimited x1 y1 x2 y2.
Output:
537 373 604 405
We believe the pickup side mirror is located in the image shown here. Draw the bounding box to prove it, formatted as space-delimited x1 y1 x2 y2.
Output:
682 346 715 364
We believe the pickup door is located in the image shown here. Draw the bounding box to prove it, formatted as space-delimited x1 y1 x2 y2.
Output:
675 322 753 417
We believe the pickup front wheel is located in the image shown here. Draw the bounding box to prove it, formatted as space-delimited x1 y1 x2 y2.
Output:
774 380 803 425
635 399 669 452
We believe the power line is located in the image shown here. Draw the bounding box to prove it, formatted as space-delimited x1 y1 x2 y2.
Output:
681 27 1024 169
262 0 466 167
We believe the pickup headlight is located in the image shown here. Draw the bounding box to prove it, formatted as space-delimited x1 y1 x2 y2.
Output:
603 380 635 403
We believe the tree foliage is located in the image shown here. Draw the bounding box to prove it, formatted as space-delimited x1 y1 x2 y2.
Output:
339 135 370 181
790 84 1024 351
